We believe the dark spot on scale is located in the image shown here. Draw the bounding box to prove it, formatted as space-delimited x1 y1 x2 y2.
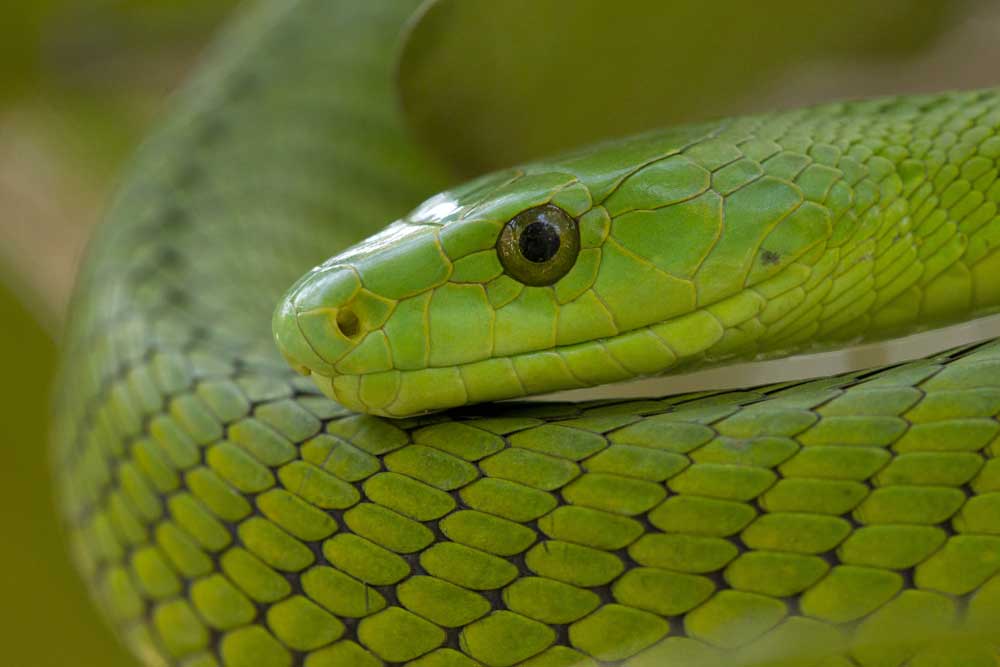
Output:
761 250 781 266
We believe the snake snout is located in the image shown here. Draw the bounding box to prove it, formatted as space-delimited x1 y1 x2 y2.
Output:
273 263 399 383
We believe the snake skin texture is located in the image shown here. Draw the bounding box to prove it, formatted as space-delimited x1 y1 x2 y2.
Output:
54 0 1000 665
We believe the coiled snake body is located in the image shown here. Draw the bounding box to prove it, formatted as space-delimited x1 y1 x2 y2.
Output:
55 1 1000 665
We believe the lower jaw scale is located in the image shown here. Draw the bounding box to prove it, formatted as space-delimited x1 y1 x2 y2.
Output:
309 348 645 418
308 354 586 418
314 369 473 418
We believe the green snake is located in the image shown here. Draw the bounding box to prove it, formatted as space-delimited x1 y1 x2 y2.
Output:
54 1 1000 665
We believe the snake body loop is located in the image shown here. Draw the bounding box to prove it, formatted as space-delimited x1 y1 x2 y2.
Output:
55 1 1000 665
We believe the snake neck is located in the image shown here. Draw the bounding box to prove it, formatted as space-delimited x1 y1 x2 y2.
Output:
732 90 1000 358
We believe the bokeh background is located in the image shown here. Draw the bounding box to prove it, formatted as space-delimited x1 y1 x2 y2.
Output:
1 1 998 664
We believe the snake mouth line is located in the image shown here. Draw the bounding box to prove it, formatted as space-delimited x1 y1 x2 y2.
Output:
301 288 766 417
305 308 1000 418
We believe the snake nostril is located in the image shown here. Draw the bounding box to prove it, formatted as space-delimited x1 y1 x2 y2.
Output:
335 308 361 339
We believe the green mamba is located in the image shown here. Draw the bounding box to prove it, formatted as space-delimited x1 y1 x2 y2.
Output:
54 0 1000 665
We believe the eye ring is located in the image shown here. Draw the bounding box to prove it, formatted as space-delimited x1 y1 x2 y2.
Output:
496 204 580 286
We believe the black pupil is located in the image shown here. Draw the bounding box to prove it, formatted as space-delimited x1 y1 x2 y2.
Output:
519 221 561 263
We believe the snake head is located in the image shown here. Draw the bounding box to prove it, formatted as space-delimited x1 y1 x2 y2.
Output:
276 121 841 417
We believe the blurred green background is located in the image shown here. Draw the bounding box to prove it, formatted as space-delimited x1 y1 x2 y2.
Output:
0 1 997 665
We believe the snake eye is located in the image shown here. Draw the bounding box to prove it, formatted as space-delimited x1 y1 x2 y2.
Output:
497 204 580 286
